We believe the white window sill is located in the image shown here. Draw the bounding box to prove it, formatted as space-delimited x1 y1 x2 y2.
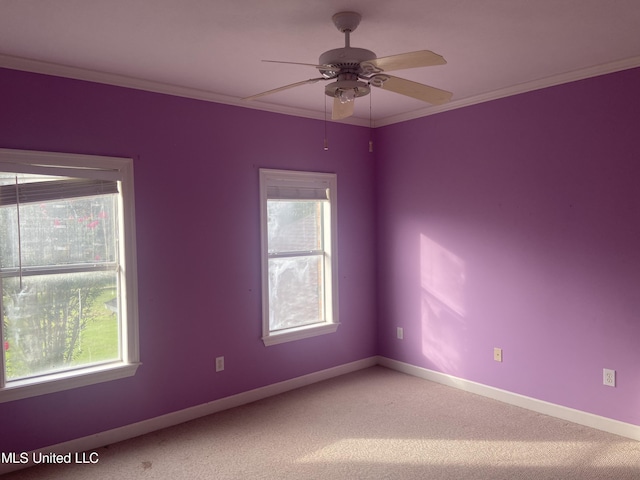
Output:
0 362 141 403
263 322 339 346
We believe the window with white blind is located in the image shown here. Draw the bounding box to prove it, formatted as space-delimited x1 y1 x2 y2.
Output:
0 148 139 402
259 169 338 346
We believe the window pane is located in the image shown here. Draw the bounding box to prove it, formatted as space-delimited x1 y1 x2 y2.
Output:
2 271 119 381
268 255 324 331
267 200 322 253
0 194 118 269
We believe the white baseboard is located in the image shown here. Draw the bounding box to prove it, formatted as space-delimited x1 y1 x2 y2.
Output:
377 356 640 442
5 354 637 474
1 356 378 475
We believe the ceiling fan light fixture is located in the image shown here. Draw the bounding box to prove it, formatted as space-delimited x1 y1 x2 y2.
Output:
338 88 357 103
325 79 370 100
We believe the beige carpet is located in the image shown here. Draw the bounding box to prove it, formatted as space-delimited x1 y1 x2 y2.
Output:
5 366 640 479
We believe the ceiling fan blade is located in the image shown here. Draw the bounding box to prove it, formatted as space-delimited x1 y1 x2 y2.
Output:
262 60 331 69
362 50 446 73
243 78 325 101
372 75 452 105
332 97 355 120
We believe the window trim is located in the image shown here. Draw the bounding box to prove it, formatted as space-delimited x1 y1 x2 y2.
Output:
259 168 339 346
0 148 140 403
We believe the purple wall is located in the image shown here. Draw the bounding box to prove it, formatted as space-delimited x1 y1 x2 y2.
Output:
2 64 639 454
0 68 378 452
375 67 640 426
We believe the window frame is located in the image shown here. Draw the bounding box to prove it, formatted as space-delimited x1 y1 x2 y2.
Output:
0 148 140 403
259 168 339 346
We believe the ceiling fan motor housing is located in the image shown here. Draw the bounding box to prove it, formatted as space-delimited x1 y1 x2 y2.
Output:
318 47 377 77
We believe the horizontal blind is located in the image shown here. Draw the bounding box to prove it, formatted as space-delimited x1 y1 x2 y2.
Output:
266 185 329 201
0 178 118 207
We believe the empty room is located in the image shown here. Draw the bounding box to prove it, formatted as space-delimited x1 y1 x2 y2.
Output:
1 1 640 478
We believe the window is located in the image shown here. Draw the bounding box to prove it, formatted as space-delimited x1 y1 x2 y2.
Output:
0 148 139 402
259 169 338 346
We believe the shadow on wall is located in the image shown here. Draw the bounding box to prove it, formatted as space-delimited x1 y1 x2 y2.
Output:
420 234 467 376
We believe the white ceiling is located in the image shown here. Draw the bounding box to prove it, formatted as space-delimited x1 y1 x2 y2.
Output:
1 0 640 126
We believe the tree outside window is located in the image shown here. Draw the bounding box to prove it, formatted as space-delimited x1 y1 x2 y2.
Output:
0 148 139 403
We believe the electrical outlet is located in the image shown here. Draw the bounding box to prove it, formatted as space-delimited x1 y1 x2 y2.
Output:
603 368 616 387
396 327 404 340
215 356 225 372
494 347 503 362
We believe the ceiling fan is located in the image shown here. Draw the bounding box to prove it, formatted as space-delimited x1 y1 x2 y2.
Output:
244 11 452 120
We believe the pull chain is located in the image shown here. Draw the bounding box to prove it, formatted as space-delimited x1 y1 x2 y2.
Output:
369 90 374 153
324 95 329 151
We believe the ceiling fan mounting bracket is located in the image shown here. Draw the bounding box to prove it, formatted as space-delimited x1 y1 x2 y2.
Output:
331 12 361 33
369 74 390 87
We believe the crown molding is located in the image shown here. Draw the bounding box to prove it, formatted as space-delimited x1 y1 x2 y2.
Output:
373 55 640 127
0 54 369 127
2 53 640 128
